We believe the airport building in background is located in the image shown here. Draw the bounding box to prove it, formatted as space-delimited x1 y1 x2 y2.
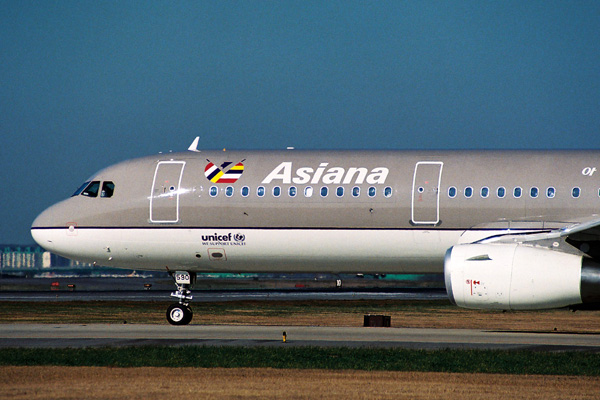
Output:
1 245 92 271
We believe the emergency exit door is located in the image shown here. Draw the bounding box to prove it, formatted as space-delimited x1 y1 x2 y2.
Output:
411 161 443 225
150 161 186 223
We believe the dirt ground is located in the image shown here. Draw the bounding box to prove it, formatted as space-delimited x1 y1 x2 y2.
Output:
199 305 600 333
3 300 600 333
1 366 599 400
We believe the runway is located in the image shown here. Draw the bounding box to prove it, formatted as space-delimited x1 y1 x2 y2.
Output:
0 289 447 302
1 324 599 351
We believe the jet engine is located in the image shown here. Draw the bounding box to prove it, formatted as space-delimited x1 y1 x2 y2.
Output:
444 243 600 310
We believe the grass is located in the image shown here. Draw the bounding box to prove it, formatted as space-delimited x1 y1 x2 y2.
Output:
2 300 600 333
4 366 600 400
1 299 600 376
0 299 456 324
1 346 600 376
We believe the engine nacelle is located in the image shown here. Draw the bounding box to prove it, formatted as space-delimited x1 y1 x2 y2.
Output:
444 243 600 310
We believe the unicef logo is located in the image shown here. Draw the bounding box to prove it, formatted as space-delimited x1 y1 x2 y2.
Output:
234 233 246 242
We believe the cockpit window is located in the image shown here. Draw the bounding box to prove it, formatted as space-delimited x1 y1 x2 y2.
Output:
101 181 115 198
72 181 91 197
82 181 100 197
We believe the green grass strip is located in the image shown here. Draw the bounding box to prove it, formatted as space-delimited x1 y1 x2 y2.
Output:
1 346 599 375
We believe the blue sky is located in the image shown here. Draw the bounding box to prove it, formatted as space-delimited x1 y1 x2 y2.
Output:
2 1 600 244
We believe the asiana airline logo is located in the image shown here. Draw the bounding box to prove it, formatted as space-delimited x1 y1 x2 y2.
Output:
262 162 389 185
204 159 390 185
204 159 245 183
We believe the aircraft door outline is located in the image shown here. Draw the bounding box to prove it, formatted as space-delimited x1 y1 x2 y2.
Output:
411 161 443 225
149 161 186 223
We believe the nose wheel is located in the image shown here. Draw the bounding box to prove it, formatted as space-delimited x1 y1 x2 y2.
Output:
167 271 196 325
166 303 193 325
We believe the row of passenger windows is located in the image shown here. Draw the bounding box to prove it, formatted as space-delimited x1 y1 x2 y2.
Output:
207 184 591 199
209 185 394 199
71 180 591 201
72 181 115 198
448 186 584 199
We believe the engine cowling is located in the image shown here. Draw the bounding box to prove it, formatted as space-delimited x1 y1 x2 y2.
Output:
444 243 600 310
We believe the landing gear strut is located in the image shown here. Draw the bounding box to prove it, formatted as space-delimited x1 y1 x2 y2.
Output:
167 271 196 325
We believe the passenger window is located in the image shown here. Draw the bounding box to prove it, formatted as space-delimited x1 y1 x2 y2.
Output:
209 186 218 197
225 186 234 197
257 186 265 197
497 187 505 198
72 181 91 197
241 186 249 197
572 187 581 198
481 187 489 198
530 187 539 198
320 186 328 197
448 187 457 198
352 186 360 197
384 187 392 198
273 186 281 197
464 187 473 198
289 186 297 197
514 187 522 198
336 187 344 197
101 181 115 198
304 186 313 197
82 181 100 197
547 187 555 198
368 187 376 197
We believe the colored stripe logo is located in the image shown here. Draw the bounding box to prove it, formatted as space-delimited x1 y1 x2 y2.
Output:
205 159 245 183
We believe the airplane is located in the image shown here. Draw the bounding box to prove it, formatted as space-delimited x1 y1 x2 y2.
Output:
31 138 600 325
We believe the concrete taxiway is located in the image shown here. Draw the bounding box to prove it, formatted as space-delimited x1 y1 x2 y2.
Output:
0 324 599 351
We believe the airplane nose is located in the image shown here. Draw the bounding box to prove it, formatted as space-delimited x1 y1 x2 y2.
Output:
31 225 53 250
30 200 70 252
31 207 56 250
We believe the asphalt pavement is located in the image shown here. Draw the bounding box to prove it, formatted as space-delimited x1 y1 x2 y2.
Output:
1 324 598 351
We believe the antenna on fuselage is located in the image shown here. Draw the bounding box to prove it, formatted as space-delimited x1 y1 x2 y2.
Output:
188 136 200 152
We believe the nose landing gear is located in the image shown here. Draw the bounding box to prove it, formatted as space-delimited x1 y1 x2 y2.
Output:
167 271 196 325
166 303 193 325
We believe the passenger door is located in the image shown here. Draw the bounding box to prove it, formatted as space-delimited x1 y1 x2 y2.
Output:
411 161 443 225
150 161 186 223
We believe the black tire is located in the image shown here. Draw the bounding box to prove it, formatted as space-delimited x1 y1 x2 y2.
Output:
166 303 193 325
183 305 193 325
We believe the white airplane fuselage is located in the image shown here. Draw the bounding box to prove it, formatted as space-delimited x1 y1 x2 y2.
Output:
31 148 600 315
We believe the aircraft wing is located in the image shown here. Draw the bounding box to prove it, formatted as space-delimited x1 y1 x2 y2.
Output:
559 217 600 238
473 216 600 260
